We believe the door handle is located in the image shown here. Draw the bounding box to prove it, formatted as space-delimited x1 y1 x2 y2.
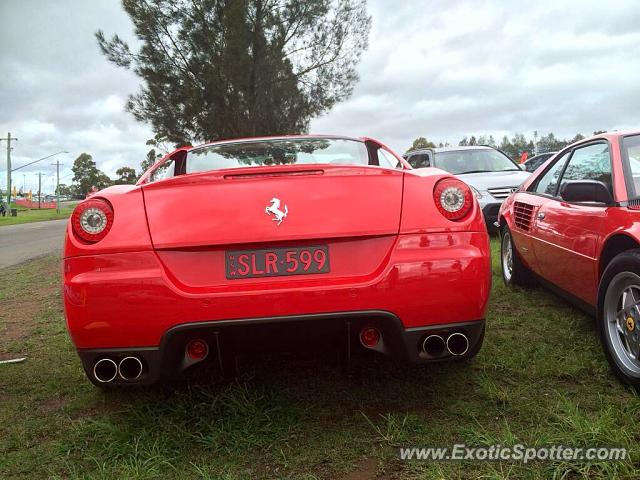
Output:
537 212 545 220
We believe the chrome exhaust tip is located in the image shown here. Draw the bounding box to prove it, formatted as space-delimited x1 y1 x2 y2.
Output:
422 334 446 357
446 332 469 356
93 358 118 383
118 356 143 381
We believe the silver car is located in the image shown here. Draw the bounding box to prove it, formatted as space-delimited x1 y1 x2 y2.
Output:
404 146 530 229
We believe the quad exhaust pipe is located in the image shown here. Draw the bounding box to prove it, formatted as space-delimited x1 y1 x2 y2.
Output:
93 358 118 383
446 332 469 356
118 356 143 381
93 356 144 383
422 335 446 357
422 332 470 357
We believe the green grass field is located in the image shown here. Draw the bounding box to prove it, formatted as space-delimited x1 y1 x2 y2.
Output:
0 205 74 226
0 241 639 479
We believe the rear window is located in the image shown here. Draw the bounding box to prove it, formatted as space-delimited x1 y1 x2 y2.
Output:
185 138 370 174
622 134 640 198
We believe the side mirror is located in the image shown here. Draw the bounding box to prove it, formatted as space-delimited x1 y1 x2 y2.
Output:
559 180 613 204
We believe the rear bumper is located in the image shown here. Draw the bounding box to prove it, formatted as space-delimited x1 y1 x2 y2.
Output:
64 231 490 378
78 314 486 385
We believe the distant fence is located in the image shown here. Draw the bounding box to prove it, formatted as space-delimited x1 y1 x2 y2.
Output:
15 199 57 209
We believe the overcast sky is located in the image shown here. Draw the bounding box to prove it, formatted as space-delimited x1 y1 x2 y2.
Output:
1 0 639 192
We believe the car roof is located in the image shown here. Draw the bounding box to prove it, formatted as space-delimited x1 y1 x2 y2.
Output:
527 152 557 160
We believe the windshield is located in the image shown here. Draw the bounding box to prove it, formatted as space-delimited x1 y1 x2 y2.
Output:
185 138 370 174
434 149 519 175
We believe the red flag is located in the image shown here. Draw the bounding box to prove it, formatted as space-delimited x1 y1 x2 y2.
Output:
519 151 528 164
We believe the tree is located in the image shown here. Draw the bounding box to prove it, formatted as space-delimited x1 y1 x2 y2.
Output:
468 135 477 146
72 153 112 197
96 0 371 145
459 137 469 146
569 133 585 144
141 148 161 173
407 136 436 152
116 167 138 184
96 172 114 190
537 132 568 153
56 184 75 197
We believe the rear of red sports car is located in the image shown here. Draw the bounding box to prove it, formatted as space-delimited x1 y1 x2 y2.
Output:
63 136 491 386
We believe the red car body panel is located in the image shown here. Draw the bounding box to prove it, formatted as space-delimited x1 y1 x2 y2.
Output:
63 135 491 384
143 165 404 248
64 231 489 349
499 131 640 307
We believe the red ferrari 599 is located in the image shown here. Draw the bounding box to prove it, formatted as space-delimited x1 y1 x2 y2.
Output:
63 135 491 386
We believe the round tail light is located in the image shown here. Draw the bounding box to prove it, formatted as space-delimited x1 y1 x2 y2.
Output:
433 177 473 221
71 198 114 243
360 327 381 348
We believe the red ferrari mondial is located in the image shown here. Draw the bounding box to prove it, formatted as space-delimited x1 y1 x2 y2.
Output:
63 135 491 386
498 130 640 390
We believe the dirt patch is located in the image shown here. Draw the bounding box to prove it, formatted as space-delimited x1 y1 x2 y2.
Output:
38 396 67 414
0 255 61 360
341 457 380 480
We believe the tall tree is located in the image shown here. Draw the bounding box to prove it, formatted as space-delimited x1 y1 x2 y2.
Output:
72 153 112 197
96 0 371 145
116 167 138 184
141 149 160 173
407 136 436 152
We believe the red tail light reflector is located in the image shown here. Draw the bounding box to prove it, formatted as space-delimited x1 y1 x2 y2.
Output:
433 178 473 221
71 198 114 243
186 339 209 361
360 327 381 348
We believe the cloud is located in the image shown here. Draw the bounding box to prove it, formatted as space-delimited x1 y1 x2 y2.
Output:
1 0 639 193
311 0 640 151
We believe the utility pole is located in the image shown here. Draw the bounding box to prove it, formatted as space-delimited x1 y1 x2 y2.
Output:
52 160 62 214
38 172 42 209
0 132 18 207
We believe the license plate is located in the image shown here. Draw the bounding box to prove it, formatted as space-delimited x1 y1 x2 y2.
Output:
225 245 330 279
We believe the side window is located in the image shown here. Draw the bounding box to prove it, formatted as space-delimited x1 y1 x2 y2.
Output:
408 153 430 168
621 134 640 198
532 151 570 196
378 148 402 169
558 142 612 193
150 159 175 183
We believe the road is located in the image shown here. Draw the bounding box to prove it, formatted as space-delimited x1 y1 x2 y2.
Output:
0 219 68 268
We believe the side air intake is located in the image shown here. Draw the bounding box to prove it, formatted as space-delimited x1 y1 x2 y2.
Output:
514 202 534 231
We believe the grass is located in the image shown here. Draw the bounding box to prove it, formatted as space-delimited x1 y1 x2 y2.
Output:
1 241 639 479
0 204 75 226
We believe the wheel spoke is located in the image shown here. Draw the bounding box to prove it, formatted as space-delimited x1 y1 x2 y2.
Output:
622 289 633 309
629 287 640 304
